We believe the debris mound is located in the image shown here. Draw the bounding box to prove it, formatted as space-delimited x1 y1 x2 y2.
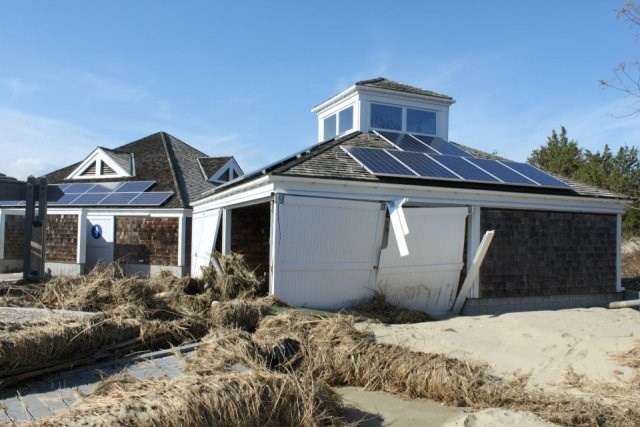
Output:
187 313 640 427
343 291 434 324
200 252 264 301
27 372 344 427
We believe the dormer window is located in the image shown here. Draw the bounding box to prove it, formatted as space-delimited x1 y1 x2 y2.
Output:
371 103 437 136
322 106 354 140
66 147 133 180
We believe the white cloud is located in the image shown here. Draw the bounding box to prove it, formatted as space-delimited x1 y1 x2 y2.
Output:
0 107 115 180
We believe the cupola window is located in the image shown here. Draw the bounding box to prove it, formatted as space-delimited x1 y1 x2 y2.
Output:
322 106 354 140
371 103 437 136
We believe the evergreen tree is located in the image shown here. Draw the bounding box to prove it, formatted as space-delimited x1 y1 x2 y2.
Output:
528 127 640 236
527 126 583 177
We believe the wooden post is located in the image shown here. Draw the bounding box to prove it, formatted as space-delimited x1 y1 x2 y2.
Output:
22 177 35 280
37 177 47 278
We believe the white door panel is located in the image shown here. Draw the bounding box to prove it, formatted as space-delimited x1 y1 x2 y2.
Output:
377 207 468 314
191 209 221 277
274 196 385 309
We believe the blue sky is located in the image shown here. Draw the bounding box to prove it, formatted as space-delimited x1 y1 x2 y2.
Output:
0 1 638 180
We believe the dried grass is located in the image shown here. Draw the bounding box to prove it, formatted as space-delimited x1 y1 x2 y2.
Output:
0 315 139 371
26 371 343 427
185 313 640 427
614 340 640 369
210 299 269 332
342 292 434 324
200 252 264 301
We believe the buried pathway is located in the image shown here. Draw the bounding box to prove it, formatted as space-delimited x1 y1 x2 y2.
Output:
0 344 198 425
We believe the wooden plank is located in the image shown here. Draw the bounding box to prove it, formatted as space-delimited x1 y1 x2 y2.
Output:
451 230 495 314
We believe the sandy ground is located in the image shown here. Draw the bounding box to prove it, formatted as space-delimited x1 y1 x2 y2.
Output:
363 307 640 392
340 307 640 426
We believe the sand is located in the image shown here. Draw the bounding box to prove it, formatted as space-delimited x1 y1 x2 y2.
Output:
363 307 640 392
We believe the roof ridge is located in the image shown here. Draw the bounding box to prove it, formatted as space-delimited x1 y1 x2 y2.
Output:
160 132 188 208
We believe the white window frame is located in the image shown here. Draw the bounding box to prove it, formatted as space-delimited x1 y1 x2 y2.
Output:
370 102 438 137
322 105 354 140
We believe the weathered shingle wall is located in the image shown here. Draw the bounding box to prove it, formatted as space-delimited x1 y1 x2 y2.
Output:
115 217 179 266
231 203 270 281
4 215 25 259
480 209 617 297
46 214 78 262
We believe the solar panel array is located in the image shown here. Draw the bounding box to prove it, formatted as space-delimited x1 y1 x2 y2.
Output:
43 181 174 206
342 145 570 189
377 130 473 157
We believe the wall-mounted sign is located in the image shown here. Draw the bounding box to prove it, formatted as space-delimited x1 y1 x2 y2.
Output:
90 224 103 239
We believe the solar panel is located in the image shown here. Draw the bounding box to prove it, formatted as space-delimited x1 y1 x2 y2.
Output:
465 157 537 185
86 182 122 193
50 193 83 204
388 151 460 180
377 131 439 154
411 134 474 157
0 200 25 206
71 193 109 205
501 162 571 188
115 181 155 193
98 193 138 205
64 183 97 193
429 155 501 182
343 146 417 177
128 192 173 206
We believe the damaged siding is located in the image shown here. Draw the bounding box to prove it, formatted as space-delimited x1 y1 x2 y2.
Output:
480 208 617 297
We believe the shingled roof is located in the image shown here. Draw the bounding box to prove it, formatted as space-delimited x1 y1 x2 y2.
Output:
208 131 627 201
46 132 229 208
355 77 453 100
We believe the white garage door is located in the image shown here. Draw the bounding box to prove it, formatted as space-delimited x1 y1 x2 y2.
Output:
191 209 221 277
274 195 385 309
377 207 468 314
86 215 114 272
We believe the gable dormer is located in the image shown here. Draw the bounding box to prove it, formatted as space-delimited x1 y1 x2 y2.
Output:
197 157 243 185
66 147 134 180
311 77 455 142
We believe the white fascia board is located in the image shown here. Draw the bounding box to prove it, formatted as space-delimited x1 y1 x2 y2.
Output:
192 175 274 212
311 85 357 114
47 207 189 217
268 175 627 214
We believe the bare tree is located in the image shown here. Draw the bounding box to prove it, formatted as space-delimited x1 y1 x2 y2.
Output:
600 1 640 115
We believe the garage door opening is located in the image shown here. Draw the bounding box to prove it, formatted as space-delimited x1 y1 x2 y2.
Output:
230 202 271 286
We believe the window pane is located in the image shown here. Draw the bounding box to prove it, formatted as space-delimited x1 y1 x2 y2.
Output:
407 108 436 135
371 104 402 131
338 106 353 133
324 114 337 139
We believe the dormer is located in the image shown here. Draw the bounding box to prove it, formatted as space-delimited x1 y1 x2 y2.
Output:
66 147 134 180
197 157 243 185
311 77 455 142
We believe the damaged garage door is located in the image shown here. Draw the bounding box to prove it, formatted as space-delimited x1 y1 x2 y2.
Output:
377 206 468 314
273 195 385 309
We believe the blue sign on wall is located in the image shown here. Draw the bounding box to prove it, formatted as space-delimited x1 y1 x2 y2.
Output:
91 224 103 239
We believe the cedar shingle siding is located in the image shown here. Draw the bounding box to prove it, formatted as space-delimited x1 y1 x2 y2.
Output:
4 215 25 259
480 209 617 297
46 215 78 262
115 217 179 265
